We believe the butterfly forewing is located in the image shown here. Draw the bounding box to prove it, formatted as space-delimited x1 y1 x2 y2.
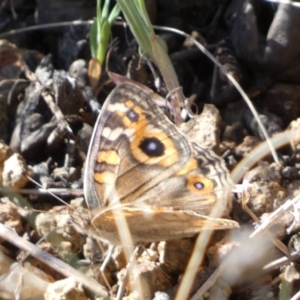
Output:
85 82 192 209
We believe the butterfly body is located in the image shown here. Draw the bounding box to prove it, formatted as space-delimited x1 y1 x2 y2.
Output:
84 81 238 245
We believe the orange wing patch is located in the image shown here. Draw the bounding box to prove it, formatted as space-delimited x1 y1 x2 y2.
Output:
116 101 179 167
96 150 120 165
187 174 214 198
175 158 198 176
94 171 116 184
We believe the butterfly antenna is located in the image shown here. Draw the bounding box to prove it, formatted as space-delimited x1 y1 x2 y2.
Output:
165 86 185 125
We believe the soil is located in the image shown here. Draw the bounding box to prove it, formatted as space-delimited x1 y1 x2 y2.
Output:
1 0 300 300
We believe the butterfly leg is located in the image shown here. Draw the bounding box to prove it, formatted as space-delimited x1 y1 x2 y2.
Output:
116 245 141 300
100 244 114 290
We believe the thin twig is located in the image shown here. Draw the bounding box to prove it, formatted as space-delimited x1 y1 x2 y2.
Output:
0 223 108 297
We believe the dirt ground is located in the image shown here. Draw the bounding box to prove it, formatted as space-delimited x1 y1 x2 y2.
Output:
1 0 300 299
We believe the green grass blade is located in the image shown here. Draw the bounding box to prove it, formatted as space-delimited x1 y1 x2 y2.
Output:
97 19 111 63
102 0 110 19
117 0 154 60
108 4 121 24
89 21 98 58
136 0 153 32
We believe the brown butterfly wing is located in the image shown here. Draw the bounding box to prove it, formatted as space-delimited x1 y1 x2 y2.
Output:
84 81 236 244
84 81 192 209
91 206 238 245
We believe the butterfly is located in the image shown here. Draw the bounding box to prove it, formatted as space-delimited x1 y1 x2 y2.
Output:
82 81 238 245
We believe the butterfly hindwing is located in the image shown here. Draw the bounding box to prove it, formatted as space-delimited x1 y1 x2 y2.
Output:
91 206 237 245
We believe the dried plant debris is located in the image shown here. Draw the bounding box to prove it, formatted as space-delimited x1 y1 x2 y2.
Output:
2 1 300 299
